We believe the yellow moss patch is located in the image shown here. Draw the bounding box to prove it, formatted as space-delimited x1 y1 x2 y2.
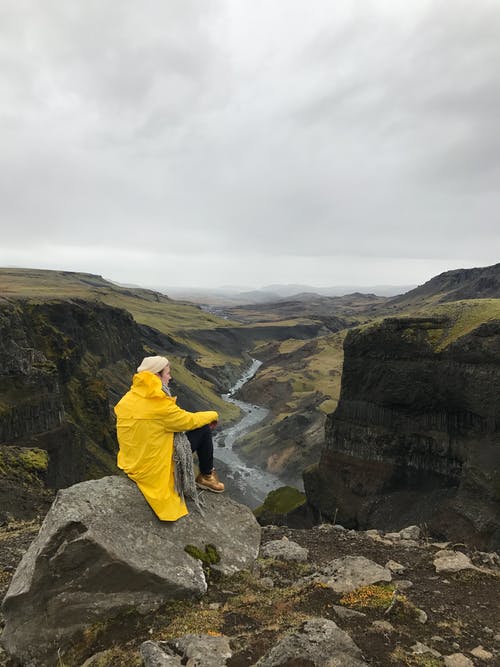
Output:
159 607 223 639
340 584 397 609
18 448 49 472
390 645 443 666
436 618 466 636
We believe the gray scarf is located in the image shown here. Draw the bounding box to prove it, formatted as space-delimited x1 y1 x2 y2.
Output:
162 383 205 514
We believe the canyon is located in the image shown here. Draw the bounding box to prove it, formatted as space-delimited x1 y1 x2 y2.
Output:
0 265 499 549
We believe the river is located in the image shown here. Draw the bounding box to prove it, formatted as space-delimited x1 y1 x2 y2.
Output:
212 359 284 509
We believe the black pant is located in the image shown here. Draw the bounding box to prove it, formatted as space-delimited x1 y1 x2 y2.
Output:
186 424 213 475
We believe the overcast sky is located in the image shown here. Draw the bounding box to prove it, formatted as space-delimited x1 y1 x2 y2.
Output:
1 0 499 290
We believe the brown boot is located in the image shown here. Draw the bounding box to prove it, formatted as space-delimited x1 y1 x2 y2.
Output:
195 469 225 493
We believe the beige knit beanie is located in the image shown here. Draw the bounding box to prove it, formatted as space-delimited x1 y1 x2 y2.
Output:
136 356 169 374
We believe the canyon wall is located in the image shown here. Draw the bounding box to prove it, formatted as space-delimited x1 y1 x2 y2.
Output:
0 299 147 520
304 316 500 549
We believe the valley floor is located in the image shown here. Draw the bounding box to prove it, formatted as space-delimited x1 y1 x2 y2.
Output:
0 521 499 666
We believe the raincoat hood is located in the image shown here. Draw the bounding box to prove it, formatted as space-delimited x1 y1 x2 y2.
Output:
130 371 165 399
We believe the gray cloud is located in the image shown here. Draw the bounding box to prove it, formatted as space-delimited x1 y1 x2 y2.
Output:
0 0 499 288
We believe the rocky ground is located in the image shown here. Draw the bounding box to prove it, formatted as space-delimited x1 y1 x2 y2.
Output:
0 520 499 667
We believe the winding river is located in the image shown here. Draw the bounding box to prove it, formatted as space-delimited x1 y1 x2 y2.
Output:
212 359 284 508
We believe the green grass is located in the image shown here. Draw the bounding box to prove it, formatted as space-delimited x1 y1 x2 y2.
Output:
254 486 306 518
416 299 500 350
18 448 49 472
0 446 53 493
0 268 240 335
355 298 500 352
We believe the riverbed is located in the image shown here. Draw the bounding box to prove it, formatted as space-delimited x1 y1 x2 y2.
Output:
212 359 284 508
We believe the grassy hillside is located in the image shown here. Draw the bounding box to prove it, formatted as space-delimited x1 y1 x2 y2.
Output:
0 267 237 333
0 269 247 420
418 299 500 350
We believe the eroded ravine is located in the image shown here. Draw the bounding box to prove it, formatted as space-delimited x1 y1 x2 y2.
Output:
212 359 284 508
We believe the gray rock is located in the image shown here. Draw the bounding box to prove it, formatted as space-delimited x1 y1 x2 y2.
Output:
141 641 179 666
433 550 476 573
371 620 395 633
170 634 232 666
80 650 117 667
311 555 392 593
395 579 414 590
260 537 309 562
470 645 494 661
1 476 260 666
400 539 420 547
411 642 441 657
385 532 401 541
254 617 368 666
365 529 380 538
399 525 421 540
385 560 405 574
415 608 428 624
331 604 366 619
444 654 474 667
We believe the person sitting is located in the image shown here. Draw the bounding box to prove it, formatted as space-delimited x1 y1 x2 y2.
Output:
114 355 224 522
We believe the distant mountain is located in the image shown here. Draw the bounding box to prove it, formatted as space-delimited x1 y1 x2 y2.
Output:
157 283 415 306
262 284 414 298
152 286 281 306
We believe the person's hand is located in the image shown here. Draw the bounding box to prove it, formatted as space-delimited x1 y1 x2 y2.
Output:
209 420 218 430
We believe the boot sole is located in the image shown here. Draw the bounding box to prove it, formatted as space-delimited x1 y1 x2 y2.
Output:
196 482 225 494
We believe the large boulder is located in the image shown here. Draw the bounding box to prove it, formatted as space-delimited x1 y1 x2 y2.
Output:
141 635 233 666
254 617 368 666
1 475 260 666
306 555 392 593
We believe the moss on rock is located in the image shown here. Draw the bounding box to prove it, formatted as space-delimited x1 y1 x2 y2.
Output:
18 448 49 473
254 486 306 519
184 543 221 565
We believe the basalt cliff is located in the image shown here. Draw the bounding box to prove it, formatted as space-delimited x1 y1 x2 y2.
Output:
304 314 500 550
0 298 153 521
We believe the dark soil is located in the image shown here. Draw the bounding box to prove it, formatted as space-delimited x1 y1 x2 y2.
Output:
0 522 499 666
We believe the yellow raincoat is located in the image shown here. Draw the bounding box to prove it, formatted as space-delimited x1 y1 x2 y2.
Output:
114 371 218 521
